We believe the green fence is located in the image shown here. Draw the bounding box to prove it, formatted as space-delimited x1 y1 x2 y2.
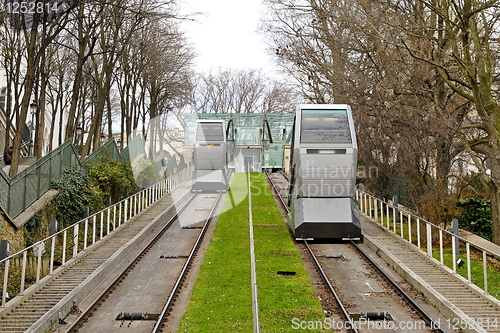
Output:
120 135 147 163
84 139 121 164
0 140 82 221
165 156 178 175
177 155 186 171
0 135 170 223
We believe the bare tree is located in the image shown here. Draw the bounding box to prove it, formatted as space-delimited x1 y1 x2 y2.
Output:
262 0 470 222
7 1 77 176
392 0 500 243
188 69 298 114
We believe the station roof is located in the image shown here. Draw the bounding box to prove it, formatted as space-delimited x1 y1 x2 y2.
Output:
184 113 295 146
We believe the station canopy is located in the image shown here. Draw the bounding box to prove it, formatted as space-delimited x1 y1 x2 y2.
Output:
183 113 295 147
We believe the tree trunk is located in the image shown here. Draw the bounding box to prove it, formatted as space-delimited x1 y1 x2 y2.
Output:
65 3 96 142
9 24 39 177
36 51 47 158
491 187 500 245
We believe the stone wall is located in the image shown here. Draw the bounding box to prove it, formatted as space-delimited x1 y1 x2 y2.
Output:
0 211 25 255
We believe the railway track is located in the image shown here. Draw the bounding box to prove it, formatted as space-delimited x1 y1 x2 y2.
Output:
265 171 448 333
0 185 193 333
153 192 222 332
63 192 223 333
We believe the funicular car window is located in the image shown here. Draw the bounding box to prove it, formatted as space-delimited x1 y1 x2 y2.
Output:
300 110 352 143
196 123 224 141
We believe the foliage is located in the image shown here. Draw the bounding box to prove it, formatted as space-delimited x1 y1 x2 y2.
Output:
458 172 489 199
419 179 459 228
48 168 103 229
133 158 160 188
457 198 492 241
85 154 136 202
23 213 42 248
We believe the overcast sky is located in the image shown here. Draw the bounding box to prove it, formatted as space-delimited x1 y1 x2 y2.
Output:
180 0 274 72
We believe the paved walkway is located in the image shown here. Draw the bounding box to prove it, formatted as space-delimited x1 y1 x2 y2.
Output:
461 230 500 257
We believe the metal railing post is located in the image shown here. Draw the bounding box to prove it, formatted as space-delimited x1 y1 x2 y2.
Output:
417 218 421 249
426 223 432 257
84 219 88 250
408 214 412 243
113 205 116 230
380 201 383 225
124 199 128 223
119 202 122 227
483 251 488 294
107 209 110 235
2 259 9 306
20 251 27 293
73 224 79 258
100 212 104 239
92 215 96 244
36 242 42 283
62 230 67 265
467 243 471 283
439 229 444 265
386 203 390 228
369 195 372 218
452 236 457 273
393 205 396 232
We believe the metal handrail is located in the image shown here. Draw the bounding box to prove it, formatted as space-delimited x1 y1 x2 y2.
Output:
0 166 193 307
356 189 497 296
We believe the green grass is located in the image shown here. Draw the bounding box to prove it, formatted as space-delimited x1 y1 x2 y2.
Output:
179 173 326 332
179 173 252 332
250 173 325 331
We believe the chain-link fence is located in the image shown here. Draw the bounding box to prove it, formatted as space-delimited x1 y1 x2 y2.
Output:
120 135 147 163
165 156 178 175
0 140 82 220
0 135 172 221
0 166 193 307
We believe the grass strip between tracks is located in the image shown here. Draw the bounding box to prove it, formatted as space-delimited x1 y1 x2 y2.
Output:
179 173 326 332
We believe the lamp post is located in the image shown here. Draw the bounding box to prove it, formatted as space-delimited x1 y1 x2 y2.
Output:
75 125 83 154
29 101 37 156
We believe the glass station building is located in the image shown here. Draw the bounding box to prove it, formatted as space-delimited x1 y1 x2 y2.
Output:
183 113 295 173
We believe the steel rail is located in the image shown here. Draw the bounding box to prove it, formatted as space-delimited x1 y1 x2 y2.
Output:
350 242 445 333
267 171 358 331
267 171 442 332
65 191 197 333
248 171 260 333
265 172 289 215
278 169 289 181
303 241 360 333
152 192 223 333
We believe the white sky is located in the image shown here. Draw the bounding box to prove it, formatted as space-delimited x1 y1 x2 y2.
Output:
180 0 274 72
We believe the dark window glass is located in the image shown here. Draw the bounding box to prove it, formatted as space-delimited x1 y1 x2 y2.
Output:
196 122 224 141
300 110 351 143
